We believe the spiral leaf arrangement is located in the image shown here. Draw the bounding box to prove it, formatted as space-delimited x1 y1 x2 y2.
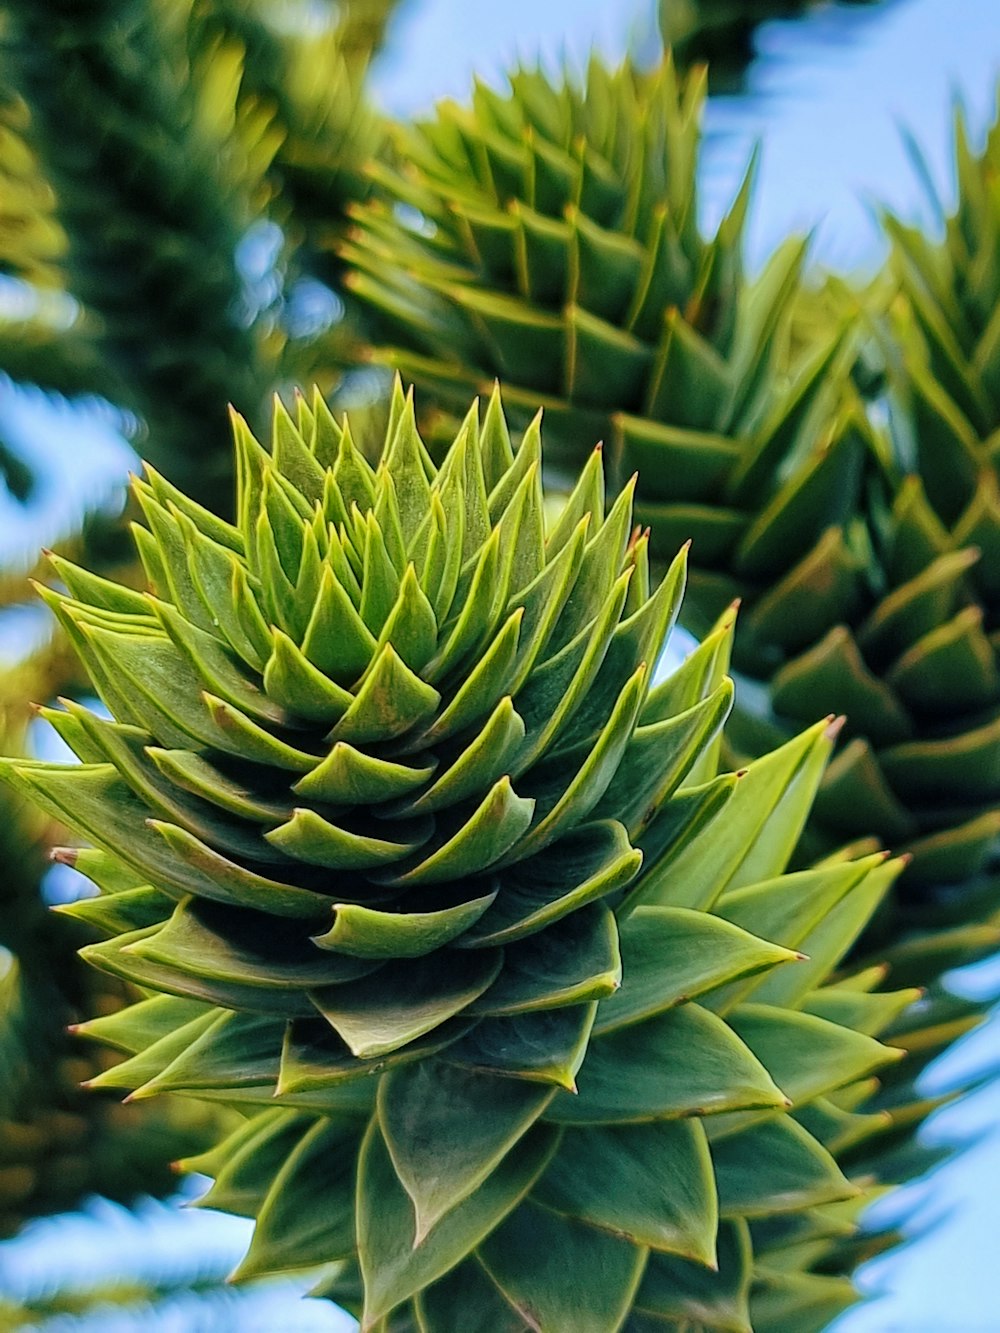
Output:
341 55 1000 1210
0 384 919 1330
342 54 818 513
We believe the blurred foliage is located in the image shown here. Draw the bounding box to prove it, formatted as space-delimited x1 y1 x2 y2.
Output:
0 0 401 1259
0 1204 317 1330
0 0 398 513
660 0 893 92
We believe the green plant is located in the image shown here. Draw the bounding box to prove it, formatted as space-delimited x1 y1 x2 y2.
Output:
0 600 225 1237
341 57 885 664
344 56 784 466
0 0 398 510
0 0 399 1239
336 66 1000 1320
0 385 918 1330
342 44 999 1108
881 92 1000 641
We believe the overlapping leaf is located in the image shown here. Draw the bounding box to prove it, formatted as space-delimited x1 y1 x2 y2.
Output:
341 56 1000 1320
0 384 924 1328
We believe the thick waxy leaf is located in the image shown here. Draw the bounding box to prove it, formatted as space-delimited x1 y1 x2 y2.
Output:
415 1259 525 1333
722 1005 902 1112
73 993 210 1055
595 681 734 833
357 1119 559 1330
330 644 441 744
54 845 149 895
400 697 525 816
133 1010 284 1095
62 620 215 750
749 856 903 1008
802 982 920 1037
644 611 737 724
150 597 284 725
706 853 895 1012
309 949 503 1057
263 628 354 724
712 1116 857 1217
131 898 378 990
47 549 153 617
150 819 339 917
470 903 621 1015
749 1268 860 1333
770 626 912 745
233 1117 362 1278
814 737 917 843
546 549 684 762
374 564 438 672
299 566 376 684
424 530 503 680
277 1018 473 1095
507 663 648 860
0 761 216 905
313 891 498 959
633 1220 752 1332
54 703 281 864
533 1120 717 1262
180 1108 277 1181
446 1003 598 1089
85 1007 223 1092
511 571 631 771
379 1062 555 1238
650 721 834 911
478 1200 647 1333
410 609 524 746
195 1111 311 1219
459 820 640 947
715 860 878 960
83 928 314 1016
202 693 320 772
622 775 738 915
58 884 173 935
147 748 293 824
266 807 432 870
594 907 799 1035
293 743 435 806
548 1004 786 1124
380 778 535 887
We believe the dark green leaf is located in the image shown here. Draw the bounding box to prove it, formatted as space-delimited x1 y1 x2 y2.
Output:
478 1199 647 1333
549 1004 786 1125
446 1003 598 1089
633 1220 751 1332
379 1061 555 1238
471 903 621 1015
357 1119 559 1329
309 949 502 1057
594 908 798 1034
712 1116 857 1218
533 1120 717 1263
233 1117 362 1278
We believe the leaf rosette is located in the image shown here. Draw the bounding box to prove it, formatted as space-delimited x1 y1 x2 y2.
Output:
0 384 910 1330
340 55 1000 1216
